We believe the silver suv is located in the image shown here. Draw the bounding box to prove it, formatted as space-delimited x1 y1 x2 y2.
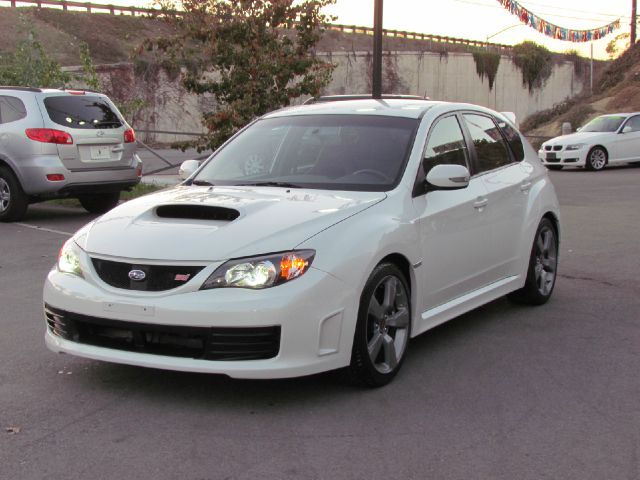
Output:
0 87 142 221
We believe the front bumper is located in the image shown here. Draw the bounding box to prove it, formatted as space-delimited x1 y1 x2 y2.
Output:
538 148 587 167
43 265 357 379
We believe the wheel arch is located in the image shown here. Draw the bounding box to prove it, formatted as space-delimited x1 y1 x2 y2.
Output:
378 253 412 294
589 144 609 162
542 211 560 243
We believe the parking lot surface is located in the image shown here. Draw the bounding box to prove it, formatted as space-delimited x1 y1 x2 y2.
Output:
1 166 639 480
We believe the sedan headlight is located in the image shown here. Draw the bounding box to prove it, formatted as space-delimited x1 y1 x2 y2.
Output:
201 250 315 290
565 144 585 151
57 239 83 277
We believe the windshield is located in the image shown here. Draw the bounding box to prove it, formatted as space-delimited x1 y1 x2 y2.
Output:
581 115 626 133
192 115 419 192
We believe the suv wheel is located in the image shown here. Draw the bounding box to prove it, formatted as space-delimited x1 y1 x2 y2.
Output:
78 192 121 214
0 166 29 222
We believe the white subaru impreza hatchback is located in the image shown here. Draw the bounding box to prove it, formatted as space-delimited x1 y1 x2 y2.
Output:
44 99 561 387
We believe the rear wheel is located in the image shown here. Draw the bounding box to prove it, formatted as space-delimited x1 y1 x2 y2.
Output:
0 166 28 222
586 147 607 171
78 192 120 214
546 165 563 171
508 218 558 305
349 263 411 387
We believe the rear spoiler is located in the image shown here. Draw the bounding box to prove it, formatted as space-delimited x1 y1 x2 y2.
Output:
500 112 518 128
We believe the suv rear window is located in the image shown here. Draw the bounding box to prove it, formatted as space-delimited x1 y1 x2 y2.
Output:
43 95 122 129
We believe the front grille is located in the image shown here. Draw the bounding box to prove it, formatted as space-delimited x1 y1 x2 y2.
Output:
553 145 563 151
45 305 281 361
92 258 205 291
544 145 551 151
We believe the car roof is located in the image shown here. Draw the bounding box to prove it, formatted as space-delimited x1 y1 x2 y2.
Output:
264 99 446 120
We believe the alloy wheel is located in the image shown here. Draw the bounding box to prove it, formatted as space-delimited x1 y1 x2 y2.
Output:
533 225 557 296
0 177 10 213
589 149 606 170
366 275 410 374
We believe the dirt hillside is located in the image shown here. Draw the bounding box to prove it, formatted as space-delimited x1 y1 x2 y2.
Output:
523 43 640 137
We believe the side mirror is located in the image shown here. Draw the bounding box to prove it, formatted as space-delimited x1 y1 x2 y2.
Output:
621 125 632 134
576 126 583 132
425 164 470 191
178 159 201 180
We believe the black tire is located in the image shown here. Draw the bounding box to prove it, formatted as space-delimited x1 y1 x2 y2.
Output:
78 192 121 214
546 165 563 171
349 263 411 387
508 218 558 305
586 146 607 171
0 165 29 222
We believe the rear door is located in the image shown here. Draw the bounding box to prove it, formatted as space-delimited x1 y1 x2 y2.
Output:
461 112 530 281
39 93 134 171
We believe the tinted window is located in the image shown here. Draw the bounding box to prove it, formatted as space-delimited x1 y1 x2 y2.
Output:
423 115 468 175
581 115 625 133
44 95 122 129
0 96 27 124
498 120 524 162
622 116 640 133
194 115 419 192
463 113 512 173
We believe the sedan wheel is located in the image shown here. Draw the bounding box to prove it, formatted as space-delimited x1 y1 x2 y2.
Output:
586 147 607 171
508 218 558 305
350 263 411 387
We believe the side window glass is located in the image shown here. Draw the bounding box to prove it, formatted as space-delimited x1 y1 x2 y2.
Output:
423 115 469 176
0 96 27 125
622 116 640 133
497 120 525 162
463 113 512 173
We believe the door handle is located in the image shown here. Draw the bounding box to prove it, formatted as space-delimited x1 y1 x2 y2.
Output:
473 198 488 209
520 181 532 192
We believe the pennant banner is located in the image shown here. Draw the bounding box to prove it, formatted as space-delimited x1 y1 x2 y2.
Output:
497 0 620 42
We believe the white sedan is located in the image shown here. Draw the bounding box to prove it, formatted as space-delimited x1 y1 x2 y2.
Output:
539 113 640 171
44 99 561 387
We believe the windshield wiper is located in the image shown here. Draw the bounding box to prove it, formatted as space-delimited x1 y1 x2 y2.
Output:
235 181 302 188
189 179 215 186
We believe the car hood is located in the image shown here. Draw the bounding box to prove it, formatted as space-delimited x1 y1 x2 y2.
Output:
544 131 609 146
75 186 386 262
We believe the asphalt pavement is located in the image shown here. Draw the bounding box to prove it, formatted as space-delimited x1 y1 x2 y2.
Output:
1 165 639 480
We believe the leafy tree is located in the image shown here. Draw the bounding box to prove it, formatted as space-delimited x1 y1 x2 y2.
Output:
148 0 336 151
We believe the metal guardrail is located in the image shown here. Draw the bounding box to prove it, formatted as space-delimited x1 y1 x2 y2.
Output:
0 0 512 51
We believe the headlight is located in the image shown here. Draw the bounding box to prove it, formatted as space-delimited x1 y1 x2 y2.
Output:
57 239 83 277
565 144 585 151
201 250 315 290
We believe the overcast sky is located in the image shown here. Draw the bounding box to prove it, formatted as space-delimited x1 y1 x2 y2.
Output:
46 0 634 59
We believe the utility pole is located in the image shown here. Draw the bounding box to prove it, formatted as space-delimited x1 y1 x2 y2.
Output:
632 0 637 46
372 0 383 99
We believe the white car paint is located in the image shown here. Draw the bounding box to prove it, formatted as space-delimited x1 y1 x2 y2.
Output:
539 112 640 169
43 100 561 381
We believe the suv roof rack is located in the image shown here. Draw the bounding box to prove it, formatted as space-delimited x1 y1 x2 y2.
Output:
0 86 43 93
304 94 429 105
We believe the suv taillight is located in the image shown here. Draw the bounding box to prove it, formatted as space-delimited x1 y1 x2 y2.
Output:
124 128 136 143
25 128 73 145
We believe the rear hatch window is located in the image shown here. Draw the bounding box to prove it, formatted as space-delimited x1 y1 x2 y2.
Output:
44 95 122 130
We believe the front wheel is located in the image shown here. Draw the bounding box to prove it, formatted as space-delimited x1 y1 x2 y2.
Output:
78 192 120 214
586 147 607 171
508 218 558 305
349 263 411 387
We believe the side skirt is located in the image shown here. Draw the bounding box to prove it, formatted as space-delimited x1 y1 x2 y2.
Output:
412 275 522 337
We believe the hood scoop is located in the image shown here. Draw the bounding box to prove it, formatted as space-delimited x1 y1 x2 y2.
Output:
155 204 240 221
